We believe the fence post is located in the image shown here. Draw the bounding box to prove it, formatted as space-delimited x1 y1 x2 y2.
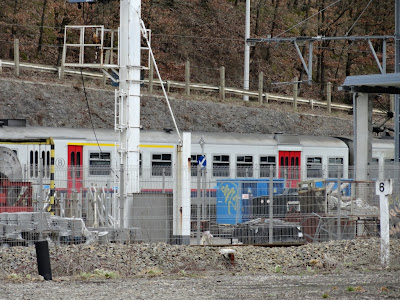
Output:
327 82 332 113
162 168 166 193
293 76 298 110
258 71 264 104
59 41 66 80
269 167 274 244
103 50 111 88
185 60 190 96
0 60 2 73
336 169 341 240
390 94 395 114
149 55 154 93
119 164 125 230
14 39 20 76
220 66 225 101
197 165 201 245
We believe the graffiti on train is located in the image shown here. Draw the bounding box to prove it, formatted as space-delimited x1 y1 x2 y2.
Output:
220 182 239 216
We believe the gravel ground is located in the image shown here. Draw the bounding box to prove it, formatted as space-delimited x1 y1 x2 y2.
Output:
0 238 399 299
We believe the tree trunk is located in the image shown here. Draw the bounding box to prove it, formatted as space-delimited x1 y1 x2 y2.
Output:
265 0 280 62
316 0 326 92
37 0 48 54
54 8 71 67
9 0 18 59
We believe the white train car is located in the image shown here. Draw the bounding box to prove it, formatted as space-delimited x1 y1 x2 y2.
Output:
0 123 395 210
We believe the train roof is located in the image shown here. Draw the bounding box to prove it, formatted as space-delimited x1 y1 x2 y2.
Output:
0 126 119 142
0 125 389 149
372 137 395 150
297 135 349 148
0 126 277 145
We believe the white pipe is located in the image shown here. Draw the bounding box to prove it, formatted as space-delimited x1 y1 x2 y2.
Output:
243 0 250 101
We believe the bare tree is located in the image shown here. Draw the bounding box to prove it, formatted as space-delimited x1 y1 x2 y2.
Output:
37 0 48 54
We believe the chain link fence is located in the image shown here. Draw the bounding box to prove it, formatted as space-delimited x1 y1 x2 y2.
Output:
0 165 399 246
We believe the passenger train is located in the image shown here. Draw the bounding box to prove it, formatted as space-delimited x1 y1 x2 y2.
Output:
0 121 395 212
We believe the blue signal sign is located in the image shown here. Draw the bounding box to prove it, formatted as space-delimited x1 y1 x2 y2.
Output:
197 155 206 169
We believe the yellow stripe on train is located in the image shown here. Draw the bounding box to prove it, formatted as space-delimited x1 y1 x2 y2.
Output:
67 143 174 148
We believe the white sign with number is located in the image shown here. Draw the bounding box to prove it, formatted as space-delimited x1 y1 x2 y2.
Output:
375 178 392 266
375 179 393 196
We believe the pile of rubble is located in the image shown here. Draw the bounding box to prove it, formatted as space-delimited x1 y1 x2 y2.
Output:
0 237 399 279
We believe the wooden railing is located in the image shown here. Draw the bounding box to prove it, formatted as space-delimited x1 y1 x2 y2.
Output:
0 57 387 116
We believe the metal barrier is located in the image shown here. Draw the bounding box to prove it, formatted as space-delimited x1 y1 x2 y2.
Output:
0 166 398 246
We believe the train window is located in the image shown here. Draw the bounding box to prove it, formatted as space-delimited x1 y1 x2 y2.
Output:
46 151 50 178
30 150 50 179
70 151 75 178
35 151 39 178
307 157 322 178
260 156 276 177
236 155 253 177
30 151 34 178
152 153 172 176
139 152 142 176
89 152 111 176
77 152 81 178
328 157 344 178
213 155 230 177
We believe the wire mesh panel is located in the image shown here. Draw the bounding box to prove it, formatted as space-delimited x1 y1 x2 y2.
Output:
0 164 399 246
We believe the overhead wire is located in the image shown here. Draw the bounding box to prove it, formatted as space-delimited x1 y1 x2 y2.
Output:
79 68 103 154
79 68 119 178
275 0 343 38
345 0 374 36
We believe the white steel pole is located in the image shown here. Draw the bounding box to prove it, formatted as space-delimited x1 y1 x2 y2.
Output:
395 0 400 162
243 0 250 101
173 132 191 244
119 0 141 227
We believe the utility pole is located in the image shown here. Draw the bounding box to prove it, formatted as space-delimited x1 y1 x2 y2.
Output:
243 0 250 101
119 0 141 227
395 0 400 163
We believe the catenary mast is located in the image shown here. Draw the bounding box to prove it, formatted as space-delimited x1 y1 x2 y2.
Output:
119 0 141 227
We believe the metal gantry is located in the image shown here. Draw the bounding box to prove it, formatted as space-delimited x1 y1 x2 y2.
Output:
247 35 393 84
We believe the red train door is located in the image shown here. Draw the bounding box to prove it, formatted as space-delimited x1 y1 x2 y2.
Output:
279 151 301 188
68 145 83 193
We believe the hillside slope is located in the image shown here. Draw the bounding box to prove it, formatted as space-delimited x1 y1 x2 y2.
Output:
0 0 395 105
0 74 353 137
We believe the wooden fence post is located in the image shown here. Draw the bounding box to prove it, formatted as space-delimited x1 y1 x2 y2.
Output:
185 60 190 96
103 50 111 87
258 71 264 104
293 76 298 110
390 94 395 114
0 60 2 73
220 66 225 101
149 56 154 93
14 39 19 76
327 82 332 113
59 42 66 80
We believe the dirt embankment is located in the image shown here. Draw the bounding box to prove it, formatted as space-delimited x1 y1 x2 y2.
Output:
0 74 354 136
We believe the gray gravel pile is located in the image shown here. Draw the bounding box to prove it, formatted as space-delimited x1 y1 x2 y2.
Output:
0 238 399 280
